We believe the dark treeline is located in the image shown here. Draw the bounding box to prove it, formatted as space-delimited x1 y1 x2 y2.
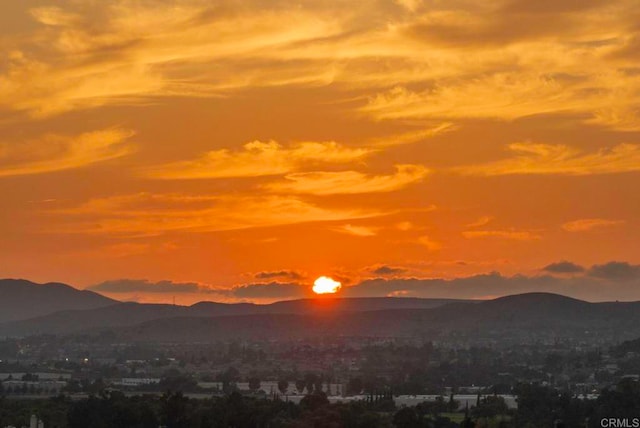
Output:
1 378 640 428
4 391 387 428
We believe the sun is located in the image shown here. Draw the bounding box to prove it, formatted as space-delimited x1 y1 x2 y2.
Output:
312 276 342 295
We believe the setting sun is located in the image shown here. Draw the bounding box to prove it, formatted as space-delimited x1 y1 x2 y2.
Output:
312 276 342 294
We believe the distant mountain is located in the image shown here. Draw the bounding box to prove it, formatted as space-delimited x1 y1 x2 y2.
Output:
436 292 640 331
191 296 464 316
0 296 467 336
90 293 640 343
4 289 640 344
0 279 118 323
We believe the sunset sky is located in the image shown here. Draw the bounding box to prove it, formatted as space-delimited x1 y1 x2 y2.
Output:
1 0 639 304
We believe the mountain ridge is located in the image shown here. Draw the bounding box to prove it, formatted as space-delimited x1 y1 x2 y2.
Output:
0 295 470 336
107 294 640 343
0 278 118 323
4 279 640 343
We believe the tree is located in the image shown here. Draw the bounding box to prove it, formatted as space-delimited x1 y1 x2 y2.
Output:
304 373 318 394
590 378 640 424
64 379 82 393
314 374 324 394
218 366 240 393
161 391 190 428
278 380 289 395
87 378 106 394
159 374 197 392
472 395 509 419
347 377 363 395
448 393 458 412
515 384 558 427
416 396 449 418
248 376 261 393
21 373 39 381
393 407 420 428
299 391 329 412
459 415 475 428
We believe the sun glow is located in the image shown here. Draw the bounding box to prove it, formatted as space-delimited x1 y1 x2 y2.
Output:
313 276 342 294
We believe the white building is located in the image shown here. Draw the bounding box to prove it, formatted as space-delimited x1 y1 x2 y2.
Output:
114 378 160 387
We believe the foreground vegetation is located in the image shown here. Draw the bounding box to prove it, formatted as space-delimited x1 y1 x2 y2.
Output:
1 378 640 428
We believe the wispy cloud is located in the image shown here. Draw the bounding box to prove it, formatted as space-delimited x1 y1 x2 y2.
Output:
344 264 640 301
542 261 585 274
465 216 494 228
462 229 542 240
367 123 456 148
0 128 134 177
89 278 309 301
52 192 384 236
254 270 302 280
144 140 372 179
264 165 428 195
418 235 442 250
88 279 209 294
2 2 342 116
372 265 407 275
362 74 570 121
562 218 625 232
394 0 423 12
225 282 307 299
0 0 638 132
458 143 640 176
332 224 378 237
396 221 413 231
90 260 640 302
587 261 640 281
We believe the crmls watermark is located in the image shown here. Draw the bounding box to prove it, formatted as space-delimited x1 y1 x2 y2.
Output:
601 419 640 428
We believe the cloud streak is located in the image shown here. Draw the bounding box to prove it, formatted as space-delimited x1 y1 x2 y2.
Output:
0 0 638 132
458 143 640 176
52 192 384 236
332 224 378 237
254 271 302 280
587 261 640 281
264 165 428 195
346 262 640 301
542 261 585 274
0 128 134 177
1 2 343 116
372 265 407 275
562 218 625 232
87 261 640 302
144 140 372 179
462 229 542 240
89 279 207 294
225 282 307 299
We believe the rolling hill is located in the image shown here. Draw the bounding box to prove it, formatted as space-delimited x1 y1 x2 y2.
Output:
0 282 466 336
107 292 640 343
0 279 118 323
1 290 639 344
2 280 638 344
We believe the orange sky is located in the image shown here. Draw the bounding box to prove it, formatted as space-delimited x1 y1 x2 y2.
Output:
0 0 639 304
